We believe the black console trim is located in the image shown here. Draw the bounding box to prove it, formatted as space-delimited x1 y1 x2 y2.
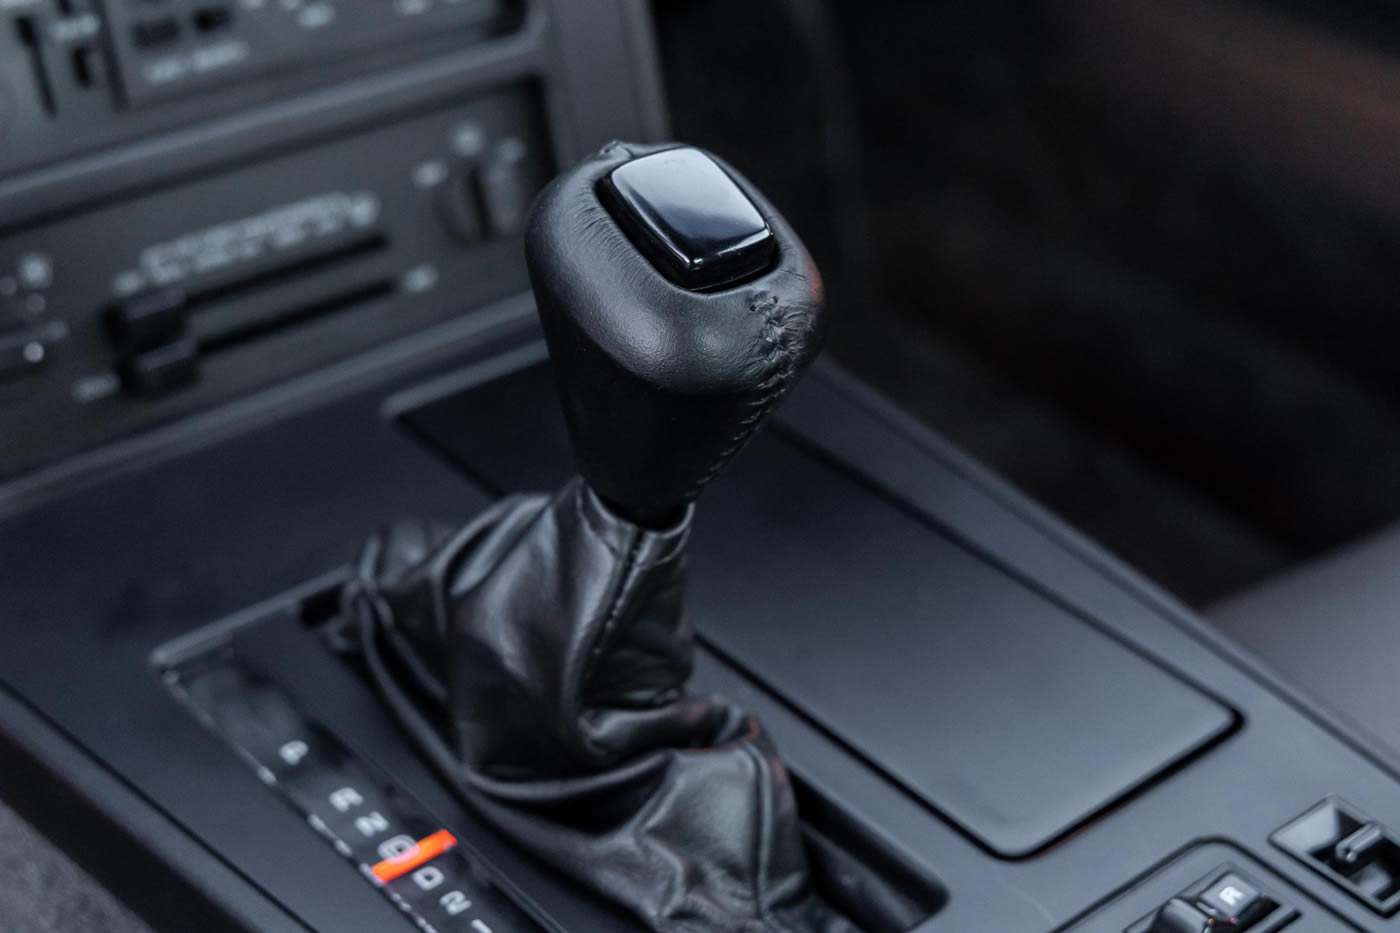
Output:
810 362 1400 788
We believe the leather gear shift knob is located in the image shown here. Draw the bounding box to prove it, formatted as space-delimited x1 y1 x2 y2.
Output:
525 141 827 527
351 141 873 933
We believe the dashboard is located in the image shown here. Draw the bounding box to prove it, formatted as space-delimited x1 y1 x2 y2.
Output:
0 0 661 501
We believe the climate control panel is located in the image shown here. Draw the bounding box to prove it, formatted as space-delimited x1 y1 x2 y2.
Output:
0 84 551 482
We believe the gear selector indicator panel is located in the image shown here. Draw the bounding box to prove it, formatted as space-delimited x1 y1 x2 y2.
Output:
165 658 542 933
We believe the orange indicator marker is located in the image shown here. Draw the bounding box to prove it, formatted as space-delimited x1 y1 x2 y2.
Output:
369 829 458 883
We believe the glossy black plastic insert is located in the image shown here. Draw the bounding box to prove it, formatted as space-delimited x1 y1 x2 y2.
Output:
601 147 777 291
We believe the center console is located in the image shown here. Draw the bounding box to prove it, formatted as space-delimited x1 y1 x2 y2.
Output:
2 3 1400 933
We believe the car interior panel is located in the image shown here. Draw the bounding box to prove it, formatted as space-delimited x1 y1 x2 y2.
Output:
1 2 1399 932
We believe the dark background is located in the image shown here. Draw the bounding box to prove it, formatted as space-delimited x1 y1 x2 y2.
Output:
652 0 1400 607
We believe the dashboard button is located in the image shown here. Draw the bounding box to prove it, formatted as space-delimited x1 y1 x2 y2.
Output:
72 44 110 89
132 16 181 48
474 139 531 238
1274 798 1400 917
119 337 198 394
1148 898 1210 933
1199 872 1265 924
0 80 13 144
192 5 235 33
1130 867 1294 933
436 174 484 244
0 332 47 381
106 288 187 348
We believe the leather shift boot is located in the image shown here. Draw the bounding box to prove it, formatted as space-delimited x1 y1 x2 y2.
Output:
345 478 861 933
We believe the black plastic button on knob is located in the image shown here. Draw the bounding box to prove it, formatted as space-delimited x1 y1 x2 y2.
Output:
601 147 777 292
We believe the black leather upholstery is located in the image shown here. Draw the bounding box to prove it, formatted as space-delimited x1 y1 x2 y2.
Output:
526 141 826 528
1212 522 1400 763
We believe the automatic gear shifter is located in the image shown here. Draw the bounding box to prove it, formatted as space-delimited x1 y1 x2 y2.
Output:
346 142 855 933
532 142 822 528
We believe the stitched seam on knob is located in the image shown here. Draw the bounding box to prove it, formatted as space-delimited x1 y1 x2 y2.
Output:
682 295 797 499
751 739 776 926
745 738 807 933
578 546 692 716
571 479 636 759
576 529 643 757
574 481 692 719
